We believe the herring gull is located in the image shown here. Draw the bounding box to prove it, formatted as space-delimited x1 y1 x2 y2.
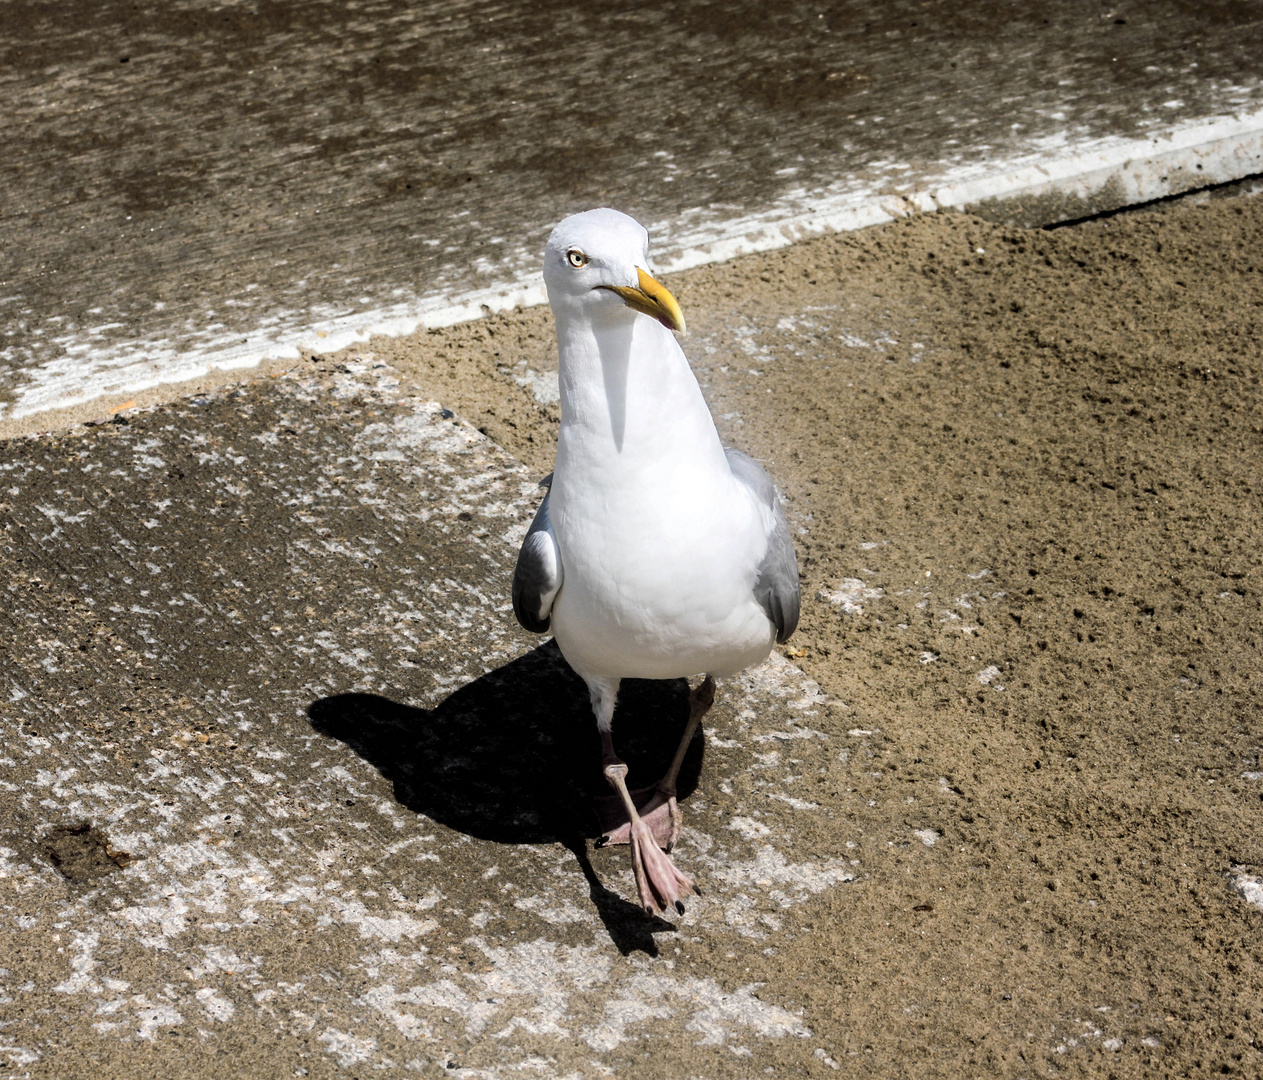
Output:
512 208 800 915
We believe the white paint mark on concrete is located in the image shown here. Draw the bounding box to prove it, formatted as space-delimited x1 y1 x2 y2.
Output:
735 652 829 712
976 665 1004 689
0 1044 40 1068
318 1027 379 1067
513 895 594 926
321 895 440 942
712 845 855 896
134 1000 185 1041
1230 867 1263 912
818 578 884 615
358 985 436 1042
753 725 827 744
728 817 772 841
194 987 236 1023
53 931 103 995
583 975 810 1052
704 845 856 938
512 369 560 405
766 793 819 811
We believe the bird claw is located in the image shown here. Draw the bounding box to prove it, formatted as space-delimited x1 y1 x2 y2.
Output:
592 674 718 916
594 788 693 916
629 817 698 916
594 786 679 851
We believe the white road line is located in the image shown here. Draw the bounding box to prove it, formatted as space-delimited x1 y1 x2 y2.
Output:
10 106 1263 421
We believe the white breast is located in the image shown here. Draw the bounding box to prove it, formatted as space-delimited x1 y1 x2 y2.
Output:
547 315 776 681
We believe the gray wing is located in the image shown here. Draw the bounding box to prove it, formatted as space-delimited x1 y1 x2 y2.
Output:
726 448 801 644
512 474 562 634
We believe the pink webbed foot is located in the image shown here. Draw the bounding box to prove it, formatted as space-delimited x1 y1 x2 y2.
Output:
593 675 716 916
628 816 699 916
594 786 680 851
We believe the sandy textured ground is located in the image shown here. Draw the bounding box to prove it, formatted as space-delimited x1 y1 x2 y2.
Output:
3 191 1261 1078
356 191 1263 1075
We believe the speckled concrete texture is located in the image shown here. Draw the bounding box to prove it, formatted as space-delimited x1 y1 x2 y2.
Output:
0 359 854 1077
4 190 1263 1077
358 190 1263 1076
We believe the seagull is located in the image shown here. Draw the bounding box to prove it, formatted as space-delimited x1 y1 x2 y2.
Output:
512 208 800 916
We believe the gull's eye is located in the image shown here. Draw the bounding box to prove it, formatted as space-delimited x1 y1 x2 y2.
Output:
566 249 588 269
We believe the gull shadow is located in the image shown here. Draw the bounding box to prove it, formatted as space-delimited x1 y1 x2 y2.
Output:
307 640 703 954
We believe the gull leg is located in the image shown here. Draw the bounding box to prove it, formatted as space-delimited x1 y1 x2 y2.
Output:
660 676 716 797
601 731 698 916
596 676 716 852
654 674 716 849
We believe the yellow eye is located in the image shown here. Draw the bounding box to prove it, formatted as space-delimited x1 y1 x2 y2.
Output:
566 250 588 268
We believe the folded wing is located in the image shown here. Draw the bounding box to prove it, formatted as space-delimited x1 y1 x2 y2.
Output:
725 448 801 644
512 475 563 633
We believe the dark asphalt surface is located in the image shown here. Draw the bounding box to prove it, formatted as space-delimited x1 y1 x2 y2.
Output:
4 0 1263 416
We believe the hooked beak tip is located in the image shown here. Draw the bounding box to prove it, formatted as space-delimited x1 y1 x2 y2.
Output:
601 267 686 333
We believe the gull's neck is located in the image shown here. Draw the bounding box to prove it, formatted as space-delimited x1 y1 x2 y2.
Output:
553 310 726 477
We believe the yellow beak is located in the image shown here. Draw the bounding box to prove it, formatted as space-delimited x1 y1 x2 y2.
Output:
601 267 686 333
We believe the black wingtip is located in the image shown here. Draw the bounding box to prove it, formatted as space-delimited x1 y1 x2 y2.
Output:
511 586 552 634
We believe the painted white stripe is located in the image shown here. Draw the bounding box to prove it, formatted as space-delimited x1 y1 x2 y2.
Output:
650 105 1263 274
10 106 1263 420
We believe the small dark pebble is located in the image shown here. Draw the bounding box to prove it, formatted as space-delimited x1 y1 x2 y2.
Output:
913 903 934 912
111 413 129 425
439 408 455 420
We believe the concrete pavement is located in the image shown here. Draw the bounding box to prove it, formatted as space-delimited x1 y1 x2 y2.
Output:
5 188 1263 1074
0 357 856 1077
4 0 1263 424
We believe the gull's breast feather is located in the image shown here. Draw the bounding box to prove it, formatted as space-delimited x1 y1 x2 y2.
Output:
548 467 776 680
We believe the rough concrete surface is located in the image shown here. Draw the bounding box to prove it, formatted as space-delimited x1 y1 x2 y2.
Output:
0 360 848 1077
4 190 1263 1078
6 0 1263 417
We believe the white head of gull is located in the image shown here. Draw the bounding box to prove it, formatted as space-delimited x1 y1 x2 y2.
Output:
512 208 800 915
